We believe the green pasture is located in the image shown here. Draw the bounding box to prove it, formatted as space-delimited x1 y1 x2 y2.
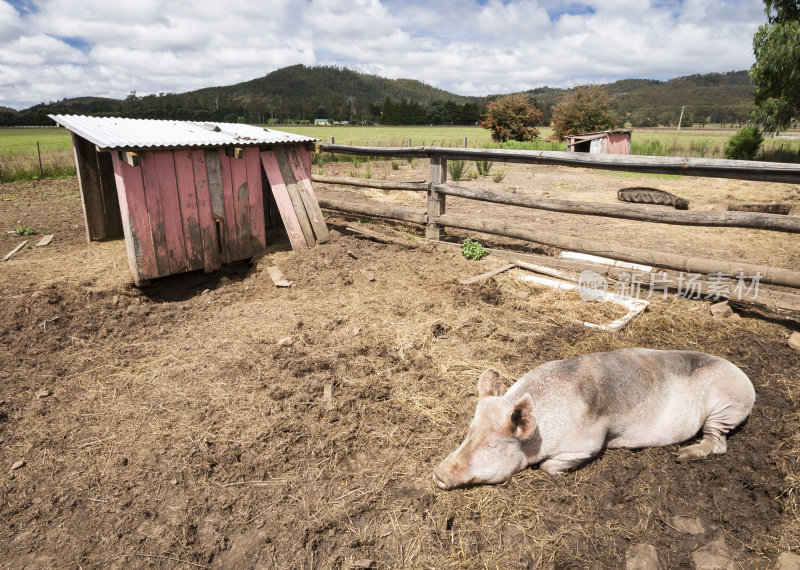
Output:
1 124 799 183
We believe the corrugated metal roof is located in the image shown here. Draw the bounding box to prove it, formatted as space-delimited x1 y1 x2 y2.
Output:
48 114 317 150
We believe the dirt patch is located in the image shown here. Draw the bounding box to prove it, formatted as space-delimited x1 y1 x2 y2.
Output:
0 175 798 568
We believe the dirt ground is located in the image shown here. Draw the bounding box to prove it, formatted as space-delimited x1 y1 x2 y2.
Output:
1 161 799 569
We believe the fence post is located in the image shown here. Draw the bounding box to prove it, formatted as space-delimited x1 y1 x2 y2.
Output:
463 137 467 148
37 141 44 179
426 154 447 240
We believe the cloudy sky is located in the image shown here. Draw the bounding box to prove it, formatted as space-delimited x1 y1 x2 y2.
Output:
1 0 766 110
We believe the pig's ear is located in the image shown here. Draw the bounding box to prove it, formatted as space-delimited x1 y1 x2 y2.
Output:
477 368 505 399
510 394 536 440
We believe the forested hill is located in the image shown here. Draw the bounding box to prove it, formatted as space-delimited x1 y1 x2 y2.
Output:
0 65 754 127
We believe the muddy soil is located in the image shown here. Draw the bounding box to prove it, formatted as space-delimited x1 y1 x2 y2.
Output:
0 169 798 569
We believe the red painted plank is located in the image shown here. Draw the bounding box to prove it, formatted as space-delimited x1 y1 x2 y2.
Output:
111 152 158 283
139 151 170 277
244 147 266 252
299 145 312 179
173 150 205 271
217 150 240 262
190 151 222 272
152 151 188 273
260 151 309 252
229 151 252 258
286 146 330 243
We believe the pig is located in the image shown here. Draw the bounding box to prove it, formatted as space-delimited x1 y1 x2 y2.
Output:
433 348 755 489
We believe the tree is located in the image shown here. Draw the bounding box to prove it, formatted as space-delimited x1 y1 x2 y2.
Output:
550 84 615 141
479 94 542 142
750 0 800 133
725 125 764 160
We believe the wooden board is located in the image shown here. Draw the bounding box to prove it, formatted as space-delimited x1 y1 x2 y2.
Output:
286 146 330 243
216 150 240 263
173 150 205 271
3 240 28 261
272 146 315 248
111 152 158 283
97 150 123 238
191 151 222 272
229 150 253 257
260 151 310 252
139 151 171 276
72 133 107 242
152 151 188 274
244 147 267 252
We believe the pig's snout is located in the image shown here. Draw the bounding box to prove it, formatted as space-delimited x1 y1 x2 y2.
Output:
432 469 451 490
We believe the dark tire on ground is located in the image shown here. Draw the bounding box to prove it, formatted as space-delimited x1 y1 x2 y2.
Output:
617 187 690 210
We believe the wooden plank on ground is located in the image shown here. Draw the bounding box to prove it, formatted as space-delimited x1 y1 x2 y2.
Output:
244 147 266 252
260 150 310 252
112 152 158 283
36 235 54 247
272 146 315 248
3 240 28 261
139 151 170 277
229 150 253 258
173 150 205 271
512 260 580 282
459 264 515 285
267 266 293 287
152 151 188 274
287 146 330 243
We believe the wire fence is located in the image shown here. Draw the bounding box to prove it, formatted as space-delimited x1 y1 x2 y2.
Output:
0 142 76 183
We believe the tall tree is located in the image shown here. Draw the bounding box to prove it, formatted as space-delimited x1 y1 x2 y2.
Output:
550 84 615 141
750 0 800 133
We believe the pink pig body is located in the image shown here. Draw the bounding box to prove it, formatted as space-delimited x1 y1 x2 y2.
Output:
433 348 755 489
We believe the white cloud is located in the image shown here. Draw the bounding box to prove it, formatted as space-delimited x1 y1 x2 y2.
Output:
0 0 766 109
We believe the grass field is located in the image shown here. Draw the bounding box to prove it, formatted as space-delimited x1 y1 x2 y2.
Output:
1 124 799 183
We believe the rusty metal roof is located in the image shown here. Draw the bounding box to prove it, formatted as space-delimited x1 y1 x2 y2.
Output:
48 114 317 150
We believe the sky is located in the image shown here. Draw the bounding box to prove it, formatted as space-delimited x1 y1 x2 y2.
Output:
0 0 767 111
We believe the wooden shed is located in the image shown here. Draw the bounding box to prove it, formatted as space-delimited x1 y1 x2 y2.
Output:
49 115 329 285
566 130 631 154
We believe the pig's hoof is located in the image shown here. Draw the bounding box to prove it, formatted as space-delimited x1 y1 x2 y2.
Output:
676 445 710 462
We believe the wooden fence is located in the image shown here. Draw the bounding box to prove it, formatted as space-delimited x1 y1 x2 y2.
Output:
311 144 800 310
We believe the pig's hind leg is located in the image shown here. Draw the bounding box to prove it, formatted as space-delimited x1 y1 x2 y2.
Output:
676 401 750 462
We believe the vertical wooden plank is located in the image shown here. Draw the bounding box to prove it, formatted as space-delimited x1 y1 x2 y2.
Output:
97 150 123 238
217 150 240 262
229 152 252 259
139 151 171 277
244 147 266 252
152 151 188 274
173 150 205 271
192 151 222 272
111 152 158 283
286 146 330 243
72 134 106 242
260 151 309 252
272 146 315 248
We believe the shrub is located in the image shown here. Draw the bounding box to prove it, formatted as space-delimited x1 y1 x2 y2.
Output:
460 238 489 260
480 94 542 142
724 125 764 160
492 168 508 183
448 160 467 182
476 160 493 176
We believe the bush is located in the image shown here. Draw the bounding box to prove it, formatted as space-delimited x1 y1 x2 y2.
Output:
724 125 764 160
460 238 489 260
480 94 542 142
475 160 493 176
448 160 467 182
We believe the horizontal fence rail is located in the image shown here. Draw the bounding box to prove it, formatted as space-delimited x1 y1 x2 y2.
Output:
312 144 800 295
318 144 800 184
